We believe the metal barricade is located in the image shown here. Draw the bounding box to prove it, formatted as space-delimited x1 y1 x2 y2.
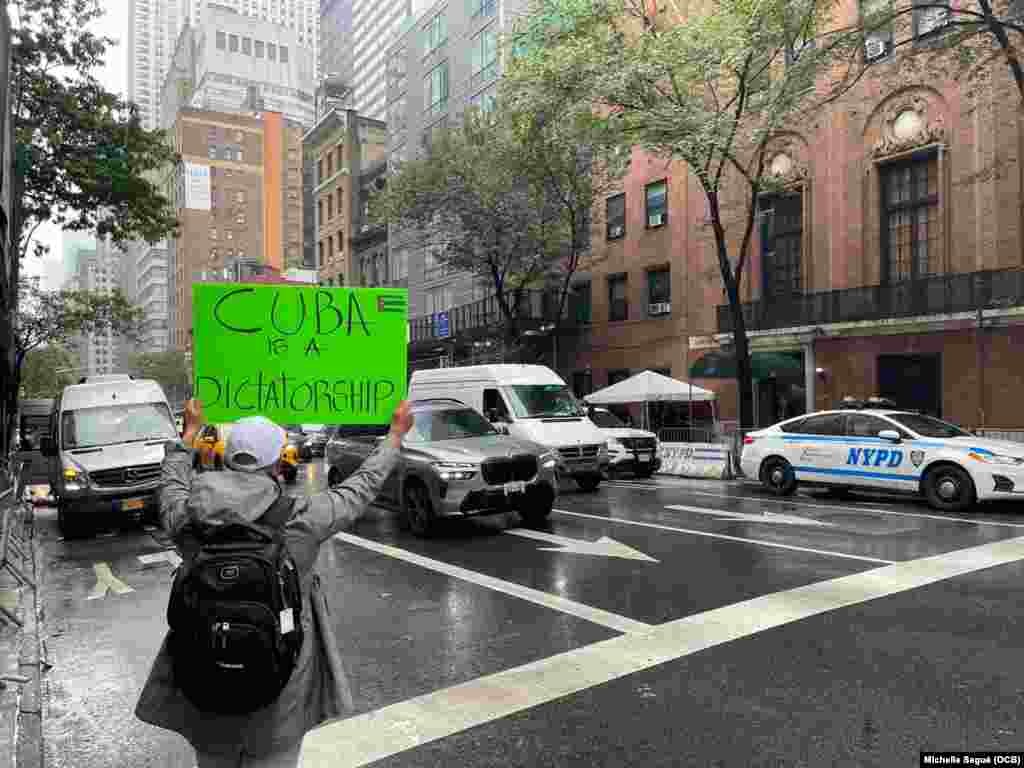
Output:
0 459 33 627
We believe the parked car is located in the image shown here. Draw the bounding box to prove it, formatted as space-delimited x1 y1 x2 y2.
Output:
192 423 300 484
741 399 1024 512
587 407 662 478
300 426 331 459
325 399 558 537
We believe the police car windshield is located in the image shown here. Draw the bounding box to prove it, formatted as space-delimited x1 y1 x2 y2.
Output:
887 413 972 438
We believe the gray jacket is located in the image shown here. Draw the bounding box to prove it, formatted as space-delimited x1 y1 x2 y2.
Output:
135 439 398 755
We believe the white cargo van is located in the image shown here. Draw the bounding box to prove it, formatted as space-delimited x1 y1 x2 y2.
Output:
41 377 177 538
408 364 609 491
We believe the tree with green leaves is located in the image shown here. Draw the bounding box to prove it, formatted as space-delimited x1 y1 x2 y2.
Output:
375 96 627 360
129 350 191 405
6 278 142 446
19 345 80 399
508 0 867 432
9 0 180 258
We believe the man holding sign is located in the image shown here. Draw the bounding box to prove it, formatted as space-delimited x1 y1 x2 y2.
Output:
135 397 413 766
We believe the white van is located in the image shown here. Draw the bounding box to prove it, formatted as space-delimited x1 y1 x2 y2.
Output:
41 377 178 538
408 364 609 491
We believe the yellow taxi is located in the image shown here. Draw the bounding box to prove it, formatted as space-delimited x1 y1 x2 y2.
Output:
192 423 300 484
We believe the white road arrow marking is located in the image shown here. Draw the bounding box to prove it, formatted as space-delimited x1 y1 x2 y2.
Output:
666 504 836 527
505 528 659 562
87 562 135 600
138 550 183 568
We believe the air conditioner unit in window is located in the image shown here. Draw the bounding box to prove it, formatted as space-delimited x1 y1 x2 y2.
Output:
648 302 671 316
864 37 886 60
648 212 665 227
609 224 624 238
919 7 950 34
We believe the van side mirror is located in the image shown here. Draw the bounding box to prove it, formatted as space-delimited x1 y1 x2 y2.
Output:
878 429 902 443
40 436 57 457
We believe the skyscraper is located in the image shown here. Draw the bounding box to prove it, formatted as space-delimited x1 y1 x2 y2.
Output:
127 0 190 130
188 0 320 81
319 0 353 87
351 0 426 121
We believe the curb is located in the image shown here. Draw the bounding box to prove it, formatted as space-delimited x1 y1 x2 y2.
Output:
14 504 44 768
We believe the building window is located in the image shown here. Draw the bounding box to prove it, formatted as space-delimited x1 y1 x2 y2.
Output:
571 282 591 324
235 190 245 203
390 248 409 282
235 213 245 225
425 61 449 117
647 268 671 315
425 11 447 54
608 274 628 322
280 45 288 63
389 95 408 132
255 40 265 58
327 235 334 261
914 0 951 37
318 158 323 180
336 186 344 216
387 48 407 92
470 27 497 88
327 152 333 176
318 200 323 223
242 36 252 55
318 241 324 265
606 193 625 239
335 147 342 169
645 180 667 227
229 34 239 52
759 192 803 297
268 43 277 61
210 228 218 240
327 193 333 219
337 231 343 254
469 87 496 114
472 0 497 19
216 30 226 50
861 0 894 60
881 154 939 282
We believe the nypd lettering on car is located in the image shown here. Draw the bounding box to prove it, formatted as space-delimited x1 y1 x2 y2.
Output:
740 406 1024 512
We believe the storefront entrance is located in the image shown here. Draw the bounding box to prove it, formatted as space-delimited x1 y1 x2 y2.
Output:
877 353 942 417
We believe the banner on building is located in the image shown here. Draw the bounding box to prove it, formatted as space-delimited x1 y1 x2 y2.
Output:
182 161 211 210
192 284 409 425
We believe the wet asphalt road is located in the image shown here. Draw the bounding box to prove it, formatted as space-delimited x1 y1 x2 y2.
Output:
31 460 1024 768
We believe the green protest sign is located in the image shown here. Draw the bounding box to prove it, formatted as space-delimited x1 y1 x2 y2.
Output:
192 284 408 425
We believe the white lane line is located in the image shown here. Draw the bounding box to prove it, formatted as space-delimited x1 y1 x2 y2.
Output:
301 534 1024 767
332 532 653 635
601 483 1024 529
552 509 895 565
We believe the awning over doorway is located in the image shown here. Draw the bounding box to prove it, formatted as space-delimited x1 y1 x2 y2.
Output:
689 350 803 379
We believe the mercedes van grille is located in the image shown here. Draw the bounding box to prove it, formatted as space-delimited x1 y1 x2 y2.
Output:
90 463 162 488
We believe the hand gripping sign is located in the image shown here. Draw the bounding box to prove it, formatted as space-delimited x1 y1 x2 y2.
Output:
192 284 409 425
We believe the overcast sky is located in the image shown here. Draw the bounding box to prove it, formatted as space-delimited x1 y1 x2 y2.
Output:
21 0 130 290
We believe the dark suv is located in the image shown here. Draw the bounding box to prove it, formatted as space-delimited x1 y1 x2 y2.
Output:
325 400 558 537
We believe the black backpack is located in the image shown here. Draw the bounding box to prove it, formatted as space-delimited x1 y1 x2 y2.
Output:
167 491 304 714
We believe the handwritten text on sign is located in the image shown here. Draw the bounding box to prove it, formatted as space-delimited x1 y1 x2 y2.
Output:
192 284 408 425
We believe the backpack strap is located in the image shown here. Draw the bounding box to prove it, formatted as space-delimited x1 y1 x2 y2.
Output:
259 489 297 530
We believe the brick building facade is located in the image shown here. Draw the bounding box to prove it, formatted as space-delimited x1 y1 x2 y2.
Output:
170 108 305 351
561 8 1024 432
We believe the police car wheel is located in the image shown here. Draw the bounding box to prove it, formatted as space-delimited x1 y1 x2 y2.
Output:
923 464 976 513
761 457 797 496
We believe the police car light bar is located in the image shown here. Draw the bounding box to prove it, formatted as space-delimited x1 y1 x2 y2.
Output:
837 396 900 410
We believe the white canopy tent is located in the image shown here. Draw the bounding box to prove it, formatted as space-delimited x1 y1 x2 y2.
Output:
584 370 717 432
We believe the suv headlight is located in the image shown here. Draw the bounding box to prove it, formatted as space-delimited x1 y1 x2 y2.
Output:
607 439 625 453
432 461 478 481
539 452 557 469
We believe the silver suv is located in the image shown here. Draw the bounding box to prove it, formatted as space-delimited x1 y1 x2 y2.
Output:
325 400 558 537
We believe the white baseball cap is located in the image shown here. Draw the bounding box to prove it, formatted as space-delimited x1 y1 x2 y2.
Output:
224 416 286 472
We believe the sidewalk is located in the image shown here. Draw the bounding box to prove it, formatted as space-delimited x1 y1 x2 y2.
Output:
0 463 45 768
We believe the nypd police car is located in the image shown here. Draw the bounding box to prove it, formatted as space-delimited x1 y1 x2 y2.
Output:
741 400 1024 512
